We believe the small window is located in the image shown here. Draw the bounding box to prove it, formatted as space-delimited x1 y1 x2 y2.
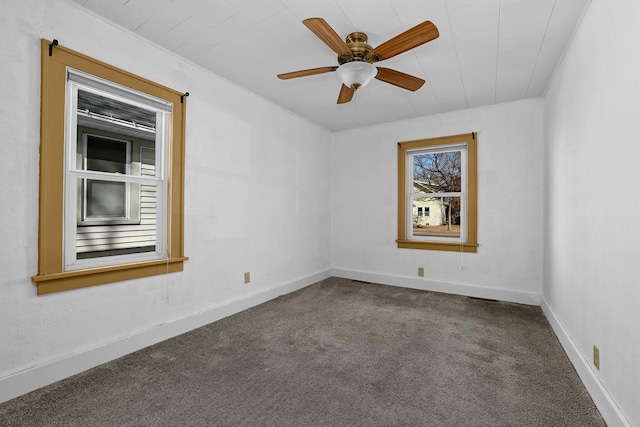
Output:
32 40 188 294
397 133 478 252
416 206 430 217
83 135 130 220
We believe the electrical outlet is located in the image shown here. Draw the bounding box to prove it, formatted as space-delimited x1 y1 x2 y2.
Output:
593 345 600 370
244 272 250 284
418 267 424 277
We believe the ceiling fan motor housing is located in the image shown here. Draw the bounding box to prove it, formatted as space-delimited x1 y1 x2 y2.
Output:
338 32 380 64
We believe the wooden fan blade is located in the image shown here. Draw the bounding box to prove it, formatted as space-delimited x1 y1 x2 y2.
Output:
303 18 352 56
375 67 425 91
277 66 338 80
373 21 439 61
337 84 355 104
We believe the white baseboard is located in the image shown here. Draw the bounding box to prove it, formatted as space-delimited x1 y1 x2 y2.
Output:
541 297 631 427
0 269 331 405
331 268 540 305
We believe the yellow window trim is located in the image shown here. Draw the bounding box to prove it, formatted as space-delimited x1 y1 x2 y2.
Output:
397 132 478 253
33 39 188 295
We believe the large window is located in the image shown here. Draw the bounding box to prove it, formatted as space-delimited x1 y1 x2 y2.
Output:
397 133 478 252
32 40 188 294
65 70 168 269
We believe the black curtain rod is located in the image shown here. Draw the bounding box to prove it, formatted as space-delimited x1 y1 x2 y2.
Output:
48 39 58 56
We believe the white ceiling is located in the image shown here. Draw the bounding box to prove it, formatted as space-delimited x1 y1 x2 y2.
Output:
70 0 589 131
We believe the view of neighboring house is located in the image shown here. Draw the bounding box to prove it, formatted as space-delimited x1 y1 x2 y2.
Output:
412 180 449 227
75 91 158 259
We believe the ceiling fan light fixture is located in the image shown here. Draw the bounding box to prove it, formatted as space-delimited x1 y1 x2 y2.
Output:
336 61 377 90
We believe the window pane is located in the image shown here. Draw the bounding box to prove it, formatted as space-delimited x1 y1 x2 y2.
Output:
76 178 158 260
86 180 126 218
413 196 461 238
413 151 462 193
86 136 127 173
78 89 157 129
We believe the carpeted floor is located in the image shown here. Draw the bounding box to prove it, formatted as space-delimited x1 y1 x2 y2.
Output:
0 277 605 426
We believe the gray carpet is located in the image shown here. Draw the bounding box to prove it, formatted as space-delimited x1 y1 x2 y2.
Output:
0 277 605 426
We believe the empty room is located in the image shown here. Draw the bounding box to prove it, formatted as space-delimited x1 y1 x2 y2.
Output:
0 0 638 425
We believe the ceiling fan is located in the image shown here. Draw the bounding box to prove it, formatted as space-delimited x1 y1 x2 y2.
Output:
277 18 439 104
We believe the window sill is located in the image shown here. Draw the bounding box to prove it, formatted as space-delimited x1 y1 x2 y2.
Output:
31 256 188 295
396 240 478 253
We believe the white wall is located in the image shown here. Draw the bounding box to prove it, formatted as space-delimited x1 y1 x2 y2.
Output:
0 0 332 402
543 0 640 425
332 99 544 305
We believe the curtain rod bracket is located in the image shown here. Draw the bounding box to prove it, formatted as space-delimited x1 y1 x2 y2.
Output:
48 39 58 56
181 92 189 103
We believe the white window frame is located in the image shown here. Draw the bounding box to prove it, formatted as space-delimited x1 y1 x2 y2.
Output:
406 143 467 243
64 69 170 271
